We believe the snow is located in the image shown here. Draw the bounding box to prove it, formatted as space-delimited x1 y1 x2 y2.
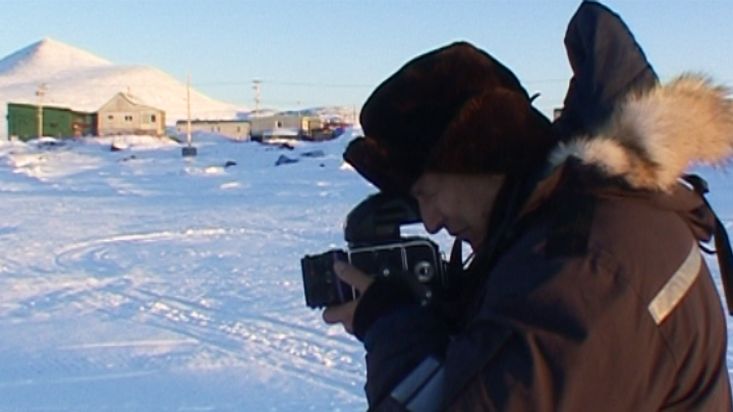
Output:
0 38 111 78
0 129 731 411
0 130 375 411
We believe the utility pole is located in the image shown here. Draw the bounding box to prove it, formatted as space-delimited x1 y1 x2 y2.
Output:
252 79 261 114
182 74 197 157
186 74 192 146
35 83 47 138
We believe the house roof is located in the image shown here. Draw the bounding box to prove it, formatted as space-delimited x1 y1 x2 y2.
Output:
97 92 162 113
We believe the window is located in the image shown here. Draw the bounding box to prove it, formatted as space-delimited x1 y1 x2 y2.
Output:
276 120 283 128
124 115 133 122
151 114 156 122
108 115 114 120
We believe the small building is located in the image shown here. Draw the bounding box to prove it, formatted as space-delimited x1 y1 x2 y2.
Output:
175 119 251 141
305 118 351 141
262 127 299 141
6 102 96 141
97 92 165 136
249 112 322 141
71 110 97 137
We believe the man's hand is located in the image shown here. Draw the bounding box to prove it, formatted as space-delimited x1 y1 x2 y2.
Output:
322 261 374 334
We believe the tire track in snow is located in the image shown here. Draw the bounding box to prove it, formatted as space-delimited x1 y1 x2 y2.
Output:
46 227 364 399
109 287 365 398
53 225 310 275
54 227 263 267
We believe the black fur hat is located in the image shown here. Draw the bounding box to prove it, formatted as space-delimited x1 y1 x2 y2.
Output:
344 41 556 193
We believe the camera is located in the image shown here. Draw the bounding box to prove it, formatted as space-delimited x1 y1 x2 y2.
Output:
301 193 446 308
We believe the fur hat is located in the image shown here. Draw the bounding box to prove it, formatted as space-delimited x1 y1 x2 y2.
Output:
344 41 557 193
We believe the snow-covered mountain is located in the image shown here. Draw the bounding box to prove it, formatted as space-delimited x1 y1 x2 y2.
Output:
243 105 360 125
0 37 112 78
0 38 246 139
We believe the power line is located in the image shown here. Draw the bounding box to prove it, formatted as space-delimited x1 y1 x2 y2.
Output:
188 79 375 89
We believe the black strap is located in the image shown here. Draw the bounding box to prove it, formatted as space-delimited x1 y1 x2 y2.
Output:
713 215 733 315
684 175 733 316
447 239 463 279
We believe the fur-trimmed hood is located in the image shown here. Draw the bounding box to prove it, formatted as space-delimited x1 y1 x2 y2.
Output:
550 75 733 191
552 3 733 192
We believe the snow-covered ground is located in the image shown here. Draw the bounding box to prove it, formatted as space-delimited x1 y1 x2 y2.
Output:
0 131 373 411
0 130 731 411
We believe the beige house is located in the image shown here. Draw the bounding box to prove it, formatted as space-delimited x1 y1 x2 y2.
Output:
97 93 165 136
249 113 322 140
175 119 251 141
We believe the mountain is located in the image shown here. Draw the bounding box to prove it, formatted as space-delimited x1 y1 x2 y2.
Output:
0 37 112 78
0 38 246 139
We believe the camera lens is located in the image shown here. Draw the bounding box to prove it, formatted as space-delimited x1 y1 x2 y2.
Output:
413 261 434 282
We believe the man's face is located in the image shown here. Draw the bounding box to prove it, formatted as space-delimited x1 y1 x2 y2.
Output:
410 172 506 250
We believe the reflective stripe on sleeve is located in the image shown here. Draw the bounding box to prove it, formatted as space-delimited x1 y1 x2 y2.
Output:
648 241 702 325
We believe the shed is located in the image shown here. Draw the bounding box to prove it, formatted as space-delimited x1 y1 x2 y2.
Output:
249 113 322 140
97 92 165 136
175 119 251 141
6 102 96 141
262 127 299 142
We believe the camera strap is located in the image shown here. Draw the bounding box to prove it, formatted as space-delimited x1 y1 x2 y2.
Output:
683 174 733 315
447 238 464 277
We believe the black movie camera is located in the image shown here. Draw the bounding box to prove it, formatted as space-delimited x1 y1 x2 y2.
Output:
301 193 447 308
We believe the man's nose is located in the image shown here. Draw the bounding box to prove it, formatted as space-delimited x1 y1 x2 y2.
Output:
419 205 443 234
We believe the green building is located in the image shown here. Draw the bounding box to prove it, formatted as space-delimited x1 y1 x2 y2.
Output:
6 103 96 141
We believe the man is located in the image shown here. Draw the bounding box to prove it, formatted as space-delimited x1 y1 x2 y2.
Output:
324 2 733 410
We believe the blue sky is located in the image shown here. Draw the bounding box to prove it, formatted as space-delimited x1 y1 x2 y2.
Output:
1 0 731 117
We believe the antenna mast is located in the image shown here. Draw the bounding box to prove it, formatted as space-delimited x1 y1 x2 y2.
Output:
35 83 47 138
181 74 197 157
253 79 261 113
186 74 192 147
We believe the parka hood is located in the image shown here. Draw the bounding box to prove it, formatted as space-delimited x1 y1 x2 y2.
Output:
553 1 658 140
551 75 733 191
551 2 733 192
